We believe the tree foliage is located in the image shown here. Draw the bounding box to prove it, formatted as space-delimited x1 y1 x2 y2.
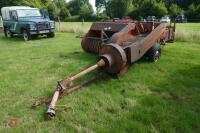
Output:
107 0 134 18
0 0 199 21
169 4 183 18
79 4 94 19
68 0 93 16
0 0 22 10
22 0 44 9
129 0 168 19
186 4 200 21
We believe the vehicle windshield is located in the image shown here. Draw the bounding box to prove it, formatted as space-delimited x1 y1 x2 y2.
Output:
17 9 41 18
147 16 155 19
162 17 168 19
177 15 184 18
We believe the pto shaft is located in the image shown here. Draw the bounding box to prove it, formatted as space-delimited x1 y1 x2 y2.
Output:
46 59 106 118
70 59 105 81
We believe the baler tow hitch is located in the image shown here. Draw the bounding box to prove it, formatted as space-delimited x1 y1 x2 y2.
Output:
34 59 106 118
46 59 106 117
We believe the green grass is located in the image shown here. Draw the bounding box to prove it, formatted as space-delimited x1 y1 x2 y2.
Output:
176 23 200 32
0 23 200 133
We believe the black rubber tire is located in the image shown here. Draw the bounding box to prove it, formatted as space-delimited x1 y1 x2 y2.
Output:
23 30 32 41
4 28 13 38
146 44 161 62
47 32 55 38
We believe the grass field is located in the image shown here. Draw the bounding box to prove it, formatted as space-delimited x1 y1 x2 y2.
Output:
0 23 200 133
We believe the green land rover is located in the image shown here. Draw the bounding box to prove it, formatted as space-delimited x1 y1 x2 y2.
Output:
1 6 55 41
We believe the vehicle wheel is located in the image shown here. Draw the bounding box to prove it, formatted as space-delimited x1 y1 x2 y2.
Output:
23 30 32 41
5 28 13 38
47 32 55 38
146 43 161 62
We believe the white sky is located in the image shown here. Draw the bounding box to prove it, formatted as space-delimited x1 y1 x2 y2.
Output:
90 0 96 11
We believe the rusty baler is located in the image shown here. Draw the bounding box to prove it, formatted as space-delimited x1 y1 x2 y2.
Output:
37 19 175 118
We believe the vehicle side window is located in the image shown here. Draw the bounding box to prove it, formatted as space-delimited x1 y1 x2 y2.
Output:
10 11 18 21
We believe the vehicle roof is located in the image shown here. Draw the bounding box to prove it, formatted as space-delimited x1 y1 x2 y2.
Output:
162 16 170 18
1 6 38 20
1 6 37 11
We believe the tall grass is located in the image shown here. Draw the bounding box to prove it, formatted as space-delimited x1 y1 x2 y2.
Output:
55 22 200 43
175 29 200 43
55 22 90 35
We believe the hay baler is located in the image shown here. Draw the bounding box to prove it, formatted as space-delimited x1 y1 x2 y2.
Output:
81 19 175 75
36 19 176 117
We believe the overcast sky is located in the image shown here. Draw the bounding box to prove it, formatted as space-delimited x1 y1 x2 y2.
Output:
89 0 96 11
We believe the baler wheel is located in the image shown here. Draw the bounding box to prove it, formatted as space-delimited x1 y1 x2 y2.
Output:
147 43 161 62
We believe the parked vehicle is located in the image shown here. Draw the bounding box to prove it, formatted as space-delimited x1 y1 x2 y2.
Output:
160 16 171 23
175 15 187 23
147 16 156 21
1 6 55 41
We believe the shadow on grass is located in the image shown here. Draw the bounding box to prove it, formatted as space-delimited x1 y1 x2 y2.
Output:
59 50 97 62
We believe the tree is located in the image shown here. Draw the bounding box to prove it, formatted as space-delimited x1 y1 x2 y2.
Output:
0 0 22 10
169 4 183 18
68 0 91 16
95 0 109 12
186 4 200 21
59 7 71 20
79 4 94 19
54 0 67 8
46 1 60 20
107 0 134 18
129 0 168 19
53 0 71 21
23 0 44 9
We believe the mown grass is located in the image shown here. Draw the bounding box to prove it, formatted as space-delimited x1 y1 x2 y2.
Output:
0 23 200 133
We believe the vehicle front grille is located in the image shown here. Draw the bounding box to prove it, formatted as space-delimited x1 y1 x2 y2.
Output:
37 22 49 30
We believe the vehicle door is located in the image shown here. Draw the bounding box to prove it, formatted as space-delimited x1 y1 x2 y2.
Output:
9 10 19 33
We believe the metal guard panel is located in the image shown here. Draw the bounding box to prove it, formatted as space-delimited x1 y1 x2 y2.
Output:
90 22 128 32
129 23 166 63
